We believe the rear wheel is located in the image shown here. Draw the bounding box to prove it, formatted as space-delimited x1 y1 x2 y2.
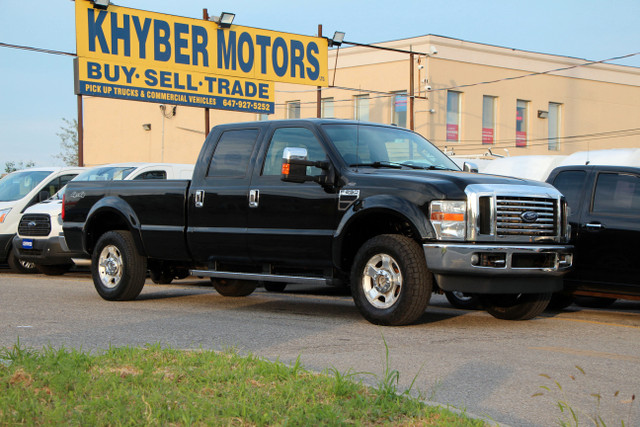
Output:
351 234 432 326
211 279 257 297
481 292 551 320
36 263 73 276
7 250 38 274
91 230 147 301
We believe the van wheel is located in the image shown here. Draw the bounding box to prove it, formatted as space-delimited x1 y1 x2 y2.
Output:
351 234 432 326
482 293 551 320
92 230 147 301
211 279 257 297
36 263 73 276
8 250 38 274
445 291 481 309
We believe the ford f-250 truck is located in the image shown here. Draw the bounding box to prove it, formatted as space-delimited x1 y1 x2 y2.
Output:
62 119 573 326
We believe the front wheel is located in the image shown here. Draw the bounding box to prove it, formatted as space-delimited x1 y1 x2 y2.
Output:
7 250 38 274
351 234 432 326
481 292 551 320
91 230 147 301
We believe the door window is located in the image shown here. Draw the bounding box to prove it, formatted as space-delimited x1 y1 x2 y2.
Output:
592 173 640 215
262 128 326 176
207 129 259 178
552 170 587 212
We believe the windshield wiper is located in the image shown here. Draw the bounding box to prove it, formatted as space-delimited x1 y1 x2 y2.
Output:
349 161 403 169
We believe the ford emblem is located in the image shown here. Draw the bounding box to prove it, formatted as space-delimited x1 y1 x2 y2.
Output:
521 211 539 223
28 221 37 227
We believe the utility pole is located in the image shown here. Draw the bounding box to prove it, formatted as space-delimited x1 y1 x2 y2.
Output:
203 8 211 135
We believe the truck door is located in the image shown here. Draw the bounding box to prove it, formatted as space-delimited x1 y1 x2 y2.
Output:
247 125 338 267
574 170 640 291
187 128 261 266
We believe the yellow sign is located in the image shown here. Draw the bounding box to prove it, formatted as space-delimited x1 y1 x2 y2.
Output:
74 0 328 113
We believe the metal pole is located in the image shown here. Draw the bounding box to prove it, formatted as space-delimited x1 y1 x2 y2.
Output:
317 24 322 118
203 9 210 135
77 94 84 166
409 50 414 131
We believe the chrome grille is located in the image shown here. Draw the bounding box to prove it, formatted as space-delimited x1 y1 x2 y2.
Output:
18 214 51 237
496 196 556 236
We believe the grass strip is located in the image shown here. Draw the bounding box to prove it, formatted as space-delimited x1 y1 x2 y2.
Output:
0 343 484 426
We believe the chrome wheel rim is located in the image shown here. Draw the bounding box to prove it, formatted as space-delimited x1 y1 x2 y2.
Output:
361 253 402 309
98 244 123 289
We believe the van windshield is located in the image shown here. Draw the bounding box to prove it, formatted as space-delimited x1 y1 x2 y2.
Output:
0 170 53 202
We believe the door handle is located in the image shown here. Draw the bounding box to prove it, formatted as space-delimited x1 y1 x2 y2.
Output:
249 189 259 208
195 190 204 208
585 222 603 230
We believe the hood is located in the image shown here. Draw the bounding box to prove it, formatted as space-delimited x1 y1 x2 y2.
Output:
22 199 63 216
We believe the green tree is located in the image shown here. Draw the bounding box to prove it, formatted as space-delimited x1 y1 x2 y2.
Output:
54 118 79 166
4 160 35 174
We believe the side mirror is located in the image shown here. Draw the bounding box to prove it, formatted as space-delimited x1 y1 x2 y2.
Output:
463 162 479 173
281 147 334 186
38 190 51 202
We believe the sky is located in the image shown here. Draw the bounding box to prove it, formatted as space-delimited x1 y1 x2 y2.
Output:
1 0 639 167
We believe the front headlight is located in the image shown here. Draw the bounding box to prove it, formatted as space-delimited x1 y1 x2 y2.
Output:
0 208 11 223
429 200 466 240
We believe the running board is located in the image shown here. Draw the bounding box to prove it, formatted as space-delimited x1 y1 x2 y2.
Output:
190 269 328 285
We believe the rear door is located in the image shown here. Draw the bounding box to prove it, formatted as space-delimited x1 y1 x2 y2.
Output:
187 127 262 266
247 124 338 267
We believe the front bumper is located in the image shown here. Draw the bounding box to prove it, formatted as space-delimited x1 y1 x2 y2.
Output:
424 243 573 294
12 235 86 265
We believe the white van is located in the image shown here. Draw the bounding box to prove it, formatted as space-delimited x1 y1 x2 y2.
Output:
0 167 86 272
12 163 194 275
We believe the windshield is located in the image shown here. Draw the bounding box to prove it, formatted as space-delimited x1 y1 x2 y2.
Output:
72 166 136 182
0 170 53 202
322 124 459 171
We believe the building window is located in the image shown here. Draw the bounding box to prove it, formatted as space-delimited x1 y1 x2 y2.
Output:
257 113 269 121
482 95 496 145
548 102 562 151
354 94 369 121
287 101 300 119
391 92 407 128
446 91 461 142
321 97 334 118
516 99 528 147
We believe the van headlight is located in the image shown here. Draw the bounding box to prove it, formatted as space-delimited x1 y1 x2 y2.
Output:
429 200 466 240
0 208 11 223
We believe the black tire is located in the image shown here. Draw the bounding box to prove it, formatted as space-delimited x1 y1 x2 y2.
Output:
481 292 552 320
7 250 39 274
547 292 574 310
91 230 147 301
351 234 432 326
149 268 174 284
36 263 73 276
445 291 481 309
263 282 287 292
211 278 257 297
574 296 617 308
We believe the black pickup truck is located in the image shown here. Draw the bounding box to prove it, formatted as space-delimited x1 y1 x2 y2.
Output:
63 119 573 325
547 165 640 305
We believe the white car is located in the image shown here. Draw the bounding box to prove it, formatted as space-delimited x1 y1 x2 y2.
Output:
12 162 194 275
0 167 85 273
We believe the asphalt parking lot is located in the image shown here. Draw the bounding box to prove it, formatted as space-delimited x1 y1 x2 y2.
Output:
1 269 639 426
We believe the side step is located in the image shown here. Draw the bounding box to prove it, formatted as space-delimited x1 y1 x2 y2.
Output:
190 269 328 286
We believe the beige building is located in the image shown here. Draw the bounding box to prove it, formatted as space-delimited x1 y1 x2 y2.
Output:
82 34 640 166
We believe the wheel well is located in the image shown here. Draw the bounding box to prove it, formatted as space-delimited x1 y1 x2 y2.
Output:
86 211 132 254
339 211 420 273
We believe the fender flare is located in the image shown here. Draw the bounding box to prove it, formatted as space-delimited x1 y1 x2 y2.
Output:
332 194 434 269
84 196 146 256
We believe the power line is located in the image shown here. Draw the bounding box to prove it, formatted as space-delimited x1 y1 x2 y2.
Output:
0 42 75 57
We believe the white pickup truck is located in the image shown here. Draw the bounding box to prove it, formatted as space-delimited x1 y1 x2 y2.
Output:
12 162 194 275
0 167 85 273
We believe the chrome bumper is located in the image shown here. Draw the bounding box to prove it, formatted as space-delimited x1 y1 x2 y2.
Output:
424 243 573 276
